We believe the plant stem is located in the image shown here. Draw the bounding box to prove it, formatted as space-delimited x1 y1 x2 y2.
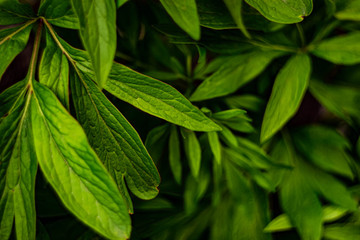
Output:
296 23 306 47
28 18 43 87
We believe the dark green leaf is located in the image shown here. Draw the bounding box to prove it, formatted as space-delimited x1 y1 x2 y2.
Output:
0 22 33 79
261 54 311 143
293 125 354 179
244 0 313 24
169 125 182 184
0 0 35 25
145 124 170 164
71 0 117 88
31 81 131 239
160 0 200 40
38 0 79 29
0 80 27 119
309 80 360 125
71 70 160 201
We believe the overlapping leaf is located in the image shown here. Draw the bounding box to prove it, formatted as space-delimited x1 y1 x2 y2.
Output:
31 81 131 239
39 29 70 108
72 0 117 88
38 0 79 29
50 30 220 132
71 68 160 203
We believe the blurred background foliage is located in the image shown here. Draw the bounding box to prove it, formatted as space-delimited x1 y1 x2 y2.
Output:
1 0 360 239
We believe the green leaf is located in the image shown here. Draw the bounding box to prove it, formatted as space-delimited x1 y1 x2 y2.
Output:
213 109 254 133
264 206 348 232
279 136 357 240
39 30 70 109
117 0 127 8
169 125 182 184
71 69 160 201
50 35 221 132
293 125 354 179
104 64 221 132
261 54 311 143
190 51 284 102
0 80 27 119
31 81 131 239
309 80 360 125
0 190 14 239
181 128 201 178
0 0 35 25
197 0 238 30
0 22 33 79
335 0 360 21
324 224 360 240
208 131 221 164
71 0 117 89
145 124 170 164
0 85 37 240
38 0 79 29
244 0 313 24
160 0 200 40
311 32 360 65
223 0 250 38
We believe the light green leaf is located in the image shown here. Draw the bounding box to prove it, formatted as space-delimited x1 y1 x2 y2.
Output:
311 32 360 65
38 0 79 29
31 81 131 239
208 131 221 164
71 70 160 201
104 64 221 132
181 128 201 178
213 109 254 133
0 22 33 79
261 54 311 143
39 30 70 109
71 0 117 88
335 0 360 21
190 51 283 102
0 85 37 240
309 80 360 125
223 0 250 38
160 0 200 40
169 125 182 184
264 206 348 232
0 0 35 25
244 0 313 24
